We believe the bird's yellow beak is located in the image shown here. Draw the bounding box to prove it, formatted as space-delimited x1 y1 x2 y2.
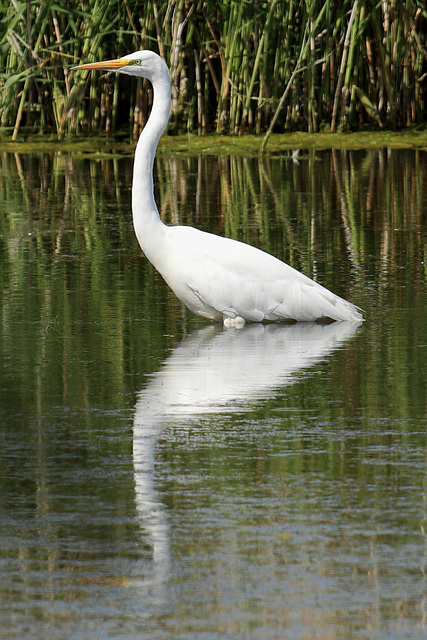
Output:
71 58 134 71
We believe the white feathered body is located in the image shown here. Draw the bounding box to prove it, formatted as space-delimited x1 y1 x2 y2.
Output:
145 224 362 324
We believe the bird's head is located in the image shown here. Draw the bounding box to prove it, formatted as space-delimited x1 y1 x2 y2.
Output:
71 50 167 81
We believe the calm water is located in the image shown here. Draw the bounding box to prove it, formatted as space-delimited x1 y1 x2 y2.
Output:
0 147 427 639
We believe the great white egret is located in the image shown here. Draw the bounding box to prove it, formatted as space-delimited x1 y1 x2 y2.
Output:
72 51 363 327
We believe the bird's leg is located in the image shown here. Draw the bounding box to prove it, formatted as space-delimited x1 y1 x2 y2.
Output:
223 316 246 329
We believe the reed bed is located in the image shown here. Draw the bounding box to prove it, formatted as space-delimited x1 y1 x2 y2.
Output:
1 1 426 140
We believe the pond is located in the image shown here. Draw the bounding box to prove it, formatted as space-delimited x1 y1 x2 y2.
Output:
0 147 426 639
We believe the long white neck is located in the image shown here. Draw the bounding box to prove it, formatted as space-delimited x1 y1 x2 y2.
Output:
132 63 171 261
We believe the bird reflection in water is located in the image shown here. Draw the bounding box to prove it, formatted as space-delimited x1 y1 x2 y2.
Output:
133 321 361 586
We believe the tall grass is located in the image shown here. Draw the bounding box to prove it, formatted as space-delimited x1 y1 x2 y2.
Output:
1 1 426 139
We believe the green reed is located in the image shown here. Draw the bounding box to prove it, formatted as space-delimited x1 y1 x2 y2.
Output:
1 1 426 141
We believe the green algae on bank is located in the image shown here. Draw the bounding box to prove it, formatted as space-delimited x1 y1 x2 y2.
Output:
158 130 427 156
0 135 135 158
1 130 427 157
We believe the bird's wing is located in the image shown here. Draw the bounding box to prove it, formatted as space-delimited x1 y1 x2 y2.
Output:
161 227 361 322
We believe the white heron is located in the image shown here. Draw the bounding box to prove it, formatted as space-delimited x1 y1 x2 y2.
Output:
72 51 363 327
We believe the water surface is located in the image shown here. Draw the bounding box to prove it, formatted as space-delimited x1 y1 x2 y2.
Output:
0 148 426 639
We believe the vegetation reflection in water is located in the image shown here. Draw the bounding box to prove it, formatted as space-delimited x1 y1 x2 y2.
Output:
0 148 427 639
1 148 426 415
